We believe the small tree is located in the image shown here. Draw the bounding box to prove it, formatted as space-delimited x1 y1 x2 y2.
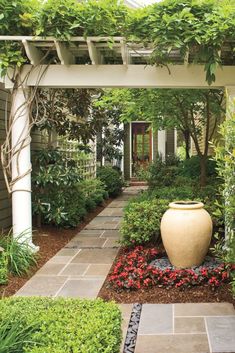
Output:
99 88 224 186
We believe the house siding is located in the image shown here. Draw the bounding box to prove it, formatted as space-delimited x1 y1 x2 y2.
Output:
0 84 11 230
124 123 131 180
166 129 175 155
191 114 224 156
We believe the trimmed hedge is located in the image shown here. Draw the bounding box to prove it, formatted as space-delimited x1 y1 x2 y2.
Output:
0 297 122 353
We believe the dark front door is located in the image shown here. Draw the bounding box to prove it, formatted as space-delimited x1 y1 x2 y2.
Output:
132 122 152 176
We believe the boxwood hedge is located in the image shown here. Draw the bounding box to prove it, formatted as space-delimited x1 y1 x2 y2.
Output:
0 297 122 353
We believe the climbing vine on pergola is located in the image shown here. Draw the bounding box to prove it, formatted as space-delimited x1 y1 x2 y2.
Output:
0 0 235 84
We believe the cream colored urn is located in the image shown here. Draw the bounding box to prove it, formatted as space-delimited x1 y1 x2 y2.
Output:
160 201 213 268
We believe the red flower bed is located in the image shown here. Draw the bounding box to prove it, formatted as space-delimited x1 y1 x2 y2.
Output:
108 246 234 291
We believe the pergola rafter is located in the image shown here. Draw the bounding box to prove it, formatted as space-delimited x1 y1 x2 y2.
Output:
0 35 235 249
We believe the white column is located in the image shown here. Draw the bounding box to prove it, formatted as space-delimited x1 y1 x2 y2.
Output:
157 129 166 161
11 87 37 250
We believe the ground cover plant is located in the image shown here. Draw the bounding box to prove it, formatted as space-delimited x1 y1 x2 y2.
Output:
108 246 234 291
0 297 122 353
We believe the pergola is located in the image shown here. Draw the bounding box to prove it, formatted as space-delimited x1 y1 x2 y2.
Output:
1 35 235 249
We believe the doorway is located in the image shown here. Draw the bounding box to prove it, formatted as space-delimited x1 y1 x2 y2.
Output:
132 122 152 177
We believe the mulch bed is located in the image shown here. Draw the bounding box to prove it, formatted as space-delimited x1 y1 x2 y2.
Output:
98 247 235 305
0 198 113 298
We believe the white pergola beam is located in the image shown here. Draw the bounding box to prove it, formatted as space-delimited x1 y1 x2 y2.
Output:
22 40 44 65
0 36 124 42
87 39 99 65
54 41 75 65
5 65 235 89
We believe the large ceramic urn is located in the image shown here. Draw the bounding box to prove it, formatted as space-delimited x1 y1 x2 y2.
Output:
160 201 212 268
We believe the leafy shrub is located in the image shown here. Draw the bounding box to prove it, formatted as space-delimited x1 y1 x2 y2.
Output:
0 248 8 285
97 166 124 197
0 232 37 277
32 149 108 228
150 186 195 201
180 156 217 179
0 297 122 353
32 148 82 227
120 199 169 246
147 156 180 189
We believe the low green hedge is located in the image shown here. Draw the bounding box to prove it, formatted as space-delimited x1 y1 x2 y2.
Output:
120 199 169 246
0 297 122 353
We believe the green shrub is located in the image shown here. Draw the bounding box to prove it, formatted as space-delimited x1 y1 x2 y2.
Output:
0 232 37 277
0 297 122 353
97 166 124 197
180 156 217 179
151 186 195 201
0 248 8 285
120 199 169 246
147 156 180 189
32 149 108 228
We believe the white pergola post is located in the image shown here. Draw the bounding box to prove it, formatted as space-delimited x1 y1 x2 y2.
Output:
158 130 166 161
11 87 36 250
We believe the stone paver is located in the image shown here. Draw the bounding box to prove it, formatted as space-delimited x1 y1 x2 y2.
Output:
101 229 121 238
85 264 112 276
138 304 173 335
15 276 67 297
174 303 235 317
59 263 89 276
99 207 124 217
174 317 206 333
206 316 235 353
56 278 104 298
135 334 210 353
119 304 133 353
65 237 106 248
71 248 118 264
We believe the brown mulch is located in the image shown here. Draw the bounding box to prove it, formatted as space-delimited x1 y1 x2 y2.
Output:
98 247 235 305
0 198 113 298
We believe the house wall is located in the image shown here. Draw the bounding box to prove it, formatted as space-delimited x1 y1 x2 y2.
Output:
191 114 224 156
166 129 175 155
0 84 11 230
124 123 131 180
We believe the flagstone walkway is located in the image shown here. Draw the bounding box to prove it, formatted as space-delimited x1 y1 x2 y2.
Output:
15 186 144 298
15 186 235 353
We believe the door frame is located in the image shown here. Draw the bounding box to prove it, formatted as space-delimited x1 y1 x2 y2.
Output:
129 121 153 178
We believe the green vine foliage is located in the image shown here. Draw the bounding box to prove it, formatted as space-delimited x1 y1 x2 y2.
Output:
0 0 235 83
214 94 235 292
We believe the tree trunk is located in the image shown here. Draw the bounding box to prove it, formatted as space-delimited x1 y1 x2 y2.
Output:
199 156 207 187
183 129 190 159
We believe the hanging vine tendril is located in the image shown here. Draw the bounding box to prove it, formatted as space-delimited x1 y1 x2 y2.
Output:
0 48 53 194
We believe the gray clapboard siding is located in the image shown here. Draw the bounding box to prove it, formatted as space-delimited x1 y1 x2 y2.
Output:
0 84 11 230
